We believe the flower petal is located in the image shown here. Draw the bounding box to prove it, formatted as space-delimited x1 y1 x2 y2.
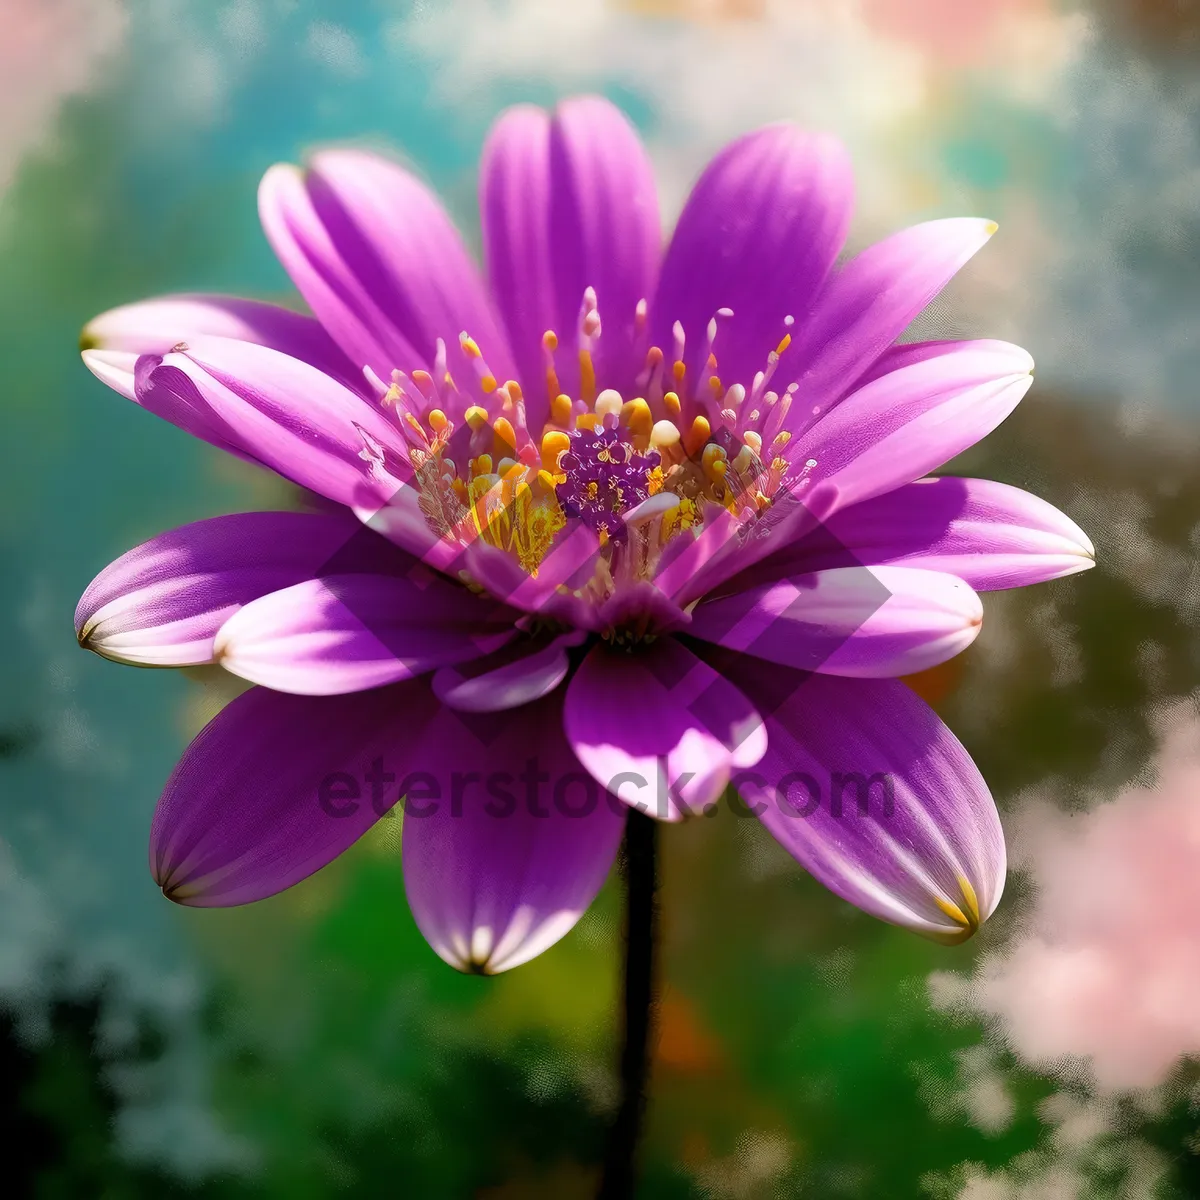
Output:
75 510 375 667
563 639 766 821
784 218 998 417
214 573 518 696
727 664 1005 943
803 339 1034 510
690 566 981 678
402 691 626 974
81 294 362 397
480 96 660 422
431 632 585 712
151 681 435 907
259 149 514 398
133 336 407 509
773 476 1096 590
652 124 853 403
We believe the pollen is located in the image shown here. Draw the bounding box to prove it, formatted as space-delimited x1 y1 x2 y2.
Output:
393 286 810 581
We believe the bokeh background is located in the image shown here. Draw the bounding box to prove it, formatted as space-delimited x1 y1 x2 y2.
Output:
3 0 1200 1195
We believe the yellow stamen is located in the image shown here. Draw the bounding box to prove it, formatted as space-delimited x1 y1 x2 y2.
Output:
701 442 727 483
620 398 653 440
480 374 498 394
672 360 686 385
540 430 571 470
460 334 482 359
411 369 434 397
471 454 493 477
428 408 449 432
579 348 596 405
492 417 516 453
775 332 792 355
684 415 711 457
464 405 489 431
662 391 681 417
551 393 574 427
575 412 600 431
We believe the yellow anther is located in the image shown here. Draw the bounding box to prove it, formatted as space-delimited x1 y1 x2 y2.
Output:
731 445 756 476
957 876 982 928
428 408 449 431
672 360 686 384
471 454 493 477
743 430 762 454
460 334 482 358
620 398 653 440
464 405 490 431
579 348 597 405
662 391 681 417
403 412 427 442
492 417 516 452
701 443 727 482
708 374 723 397
542 329 558 352
411 369 434 397
540 430 571 470
480 374 498 394
551 393 574 427
984 220 999 236
575 412 600 431
595 388 623 418
684 415 711 457
775 332 792 355
650 419 681 449
709 459 728 481
537 468 557 490
497 456 519 478
771 430 792 450
504 379 523 402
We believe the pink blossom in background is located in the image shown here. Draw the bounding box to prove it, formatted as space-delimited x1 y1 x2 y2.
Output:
0 0 127 196
934 706 1200 1091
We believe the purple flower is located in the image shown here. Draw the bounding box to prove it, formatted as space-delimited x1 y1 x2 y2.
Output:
77 96 1092 972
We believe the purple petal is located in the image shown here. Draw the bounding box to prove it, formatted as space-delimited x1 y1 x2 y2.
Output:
652 125 853 405
402 691 626 973
690 566 982 678
151 680 436 907
563 639 766 821
772 476 1095 591
431 632 585 712
259 150 514 397
214 573 518 695
133 336 407 509
803 339 1034 510
76 510 375 667
727 664 1005 943
785 218 998 416
81 294 363 396
480 96 660 423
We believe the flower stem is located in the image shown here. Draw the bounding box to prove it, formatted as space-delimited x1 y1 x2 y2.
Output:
597 810 659 1200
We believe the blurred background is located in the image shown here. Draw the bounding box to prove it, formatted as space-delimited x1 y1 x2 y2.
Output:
2 0 1200 1195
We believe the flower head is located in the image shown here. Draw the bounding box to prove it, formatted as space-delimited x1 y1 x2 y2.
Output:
77 95 1092 973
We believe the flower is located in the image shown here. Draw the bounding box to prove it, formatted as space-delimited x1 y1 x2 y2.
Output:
76 95 1093 973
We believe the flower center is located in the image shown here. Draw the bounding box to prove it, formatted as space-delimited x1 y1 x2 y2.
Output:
366 288 811 582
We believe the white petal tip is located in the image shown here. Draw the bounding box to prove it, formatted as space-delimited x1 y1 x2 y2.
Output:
81 348 139 400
